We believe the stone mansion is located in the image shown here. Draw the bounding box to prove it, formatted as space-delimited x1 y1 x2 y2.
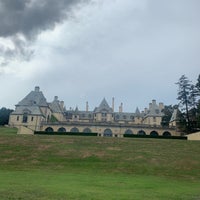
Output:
9 86 179 137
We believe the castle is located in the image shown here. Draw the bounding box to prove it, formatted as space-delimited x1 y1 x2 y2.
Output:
9 86 178 136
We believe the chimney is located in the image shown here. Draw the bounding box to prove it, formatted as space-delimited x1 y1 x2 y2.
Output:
152 99 156 105
54 96 58 101
60 101 64 109
86 101 89 112
144 107 148 114
119 103 123 113
149 103 152 109
159 102 164 111
112 97 115 112
35 86 40 92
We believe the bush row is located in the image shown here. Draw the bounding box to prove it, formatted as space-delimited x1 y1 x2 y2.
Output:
123 134 187 140
34 131 98 136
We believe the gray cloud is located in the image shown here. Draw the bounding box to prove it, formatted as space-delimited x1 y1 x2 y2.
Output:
0 0 88 65
0 0 199 110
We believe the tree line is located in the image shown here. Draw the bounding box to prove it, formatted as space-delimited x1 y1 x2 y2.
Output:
161 74 200 133
0 107 13 126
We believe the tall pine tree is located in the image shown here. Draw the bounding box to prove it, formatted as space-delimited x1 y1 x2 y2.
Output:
176 75 192 132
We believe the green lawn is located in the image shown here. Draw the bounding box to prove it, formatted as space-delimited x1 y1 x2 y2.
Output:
0 127 200 199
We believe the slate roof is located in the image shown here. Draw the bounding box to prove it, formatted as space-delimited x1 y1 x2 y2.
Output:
17 87 48 107
135 107 140 116
12 106 43 115
114 112 135 121
49 97 64 113
94 98 113 113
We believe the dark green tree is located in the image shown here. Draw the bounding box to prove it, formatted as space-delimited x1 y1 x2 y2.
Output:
195 74 200 94
161 105 174 127
0 107 13 125
195 74 200 128
176 75 192 132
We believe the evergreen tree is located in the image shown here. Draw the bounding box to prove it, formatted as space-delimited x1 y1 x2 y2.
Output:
195 74 200 95
195 74 200 128
161 105 174 127
176 75 192 132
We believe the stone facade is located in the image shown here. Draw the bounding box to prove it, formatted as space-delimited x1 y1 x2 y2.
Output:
9 86 178 136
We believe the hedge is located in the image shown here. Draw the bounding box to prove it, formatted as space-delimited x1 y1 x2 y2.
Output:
123 134 187 140
34 131 98 136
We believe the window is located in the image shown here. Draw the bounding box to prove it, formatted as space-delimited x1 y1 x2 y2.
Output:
17 116 19 121
153 117 156 122
102 113 107 117
130 115 134 120
22 113 28 123
31 117 34 121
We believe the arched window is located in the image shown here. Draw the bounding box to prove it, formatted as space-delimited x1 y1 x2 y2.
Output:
104 129 113 137
137 130 146 136
163 131 171 137
124 129 133 135
45 127 54 132
83 128 92 133
70 127 79 133
58 127 66 132
150 131 159 136
22 113 28 123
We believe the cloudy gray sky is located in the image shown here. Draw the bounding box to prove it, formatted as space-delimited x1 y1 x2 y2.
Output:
0 0 199 112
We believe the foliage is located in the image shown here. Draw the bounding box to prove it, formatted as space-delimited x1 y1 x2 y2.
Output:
35 131 98 136
0 107 13 125
161 105 175 127
176 74 200 133
50 114 58 122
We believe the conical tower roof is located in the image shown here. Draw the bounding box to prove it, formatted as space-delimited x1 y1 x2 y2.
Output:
135 107 140 116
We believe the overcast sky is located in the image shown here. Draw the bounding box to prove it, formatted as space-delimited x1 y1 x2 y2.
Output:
0 0 199 112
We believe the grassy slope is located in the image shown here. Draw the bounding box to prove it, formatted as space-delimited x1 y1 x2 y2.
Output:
0 127 200 199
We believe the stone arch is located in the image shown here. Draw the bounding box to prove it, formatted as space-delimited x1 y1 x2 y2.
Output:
104 128 113 137
163 131 171 137
137 130 146 136
150 131 159 136
70 127 79 133
45 127 54 132
124 129 133 135
83 128 92 133
58 127 66 132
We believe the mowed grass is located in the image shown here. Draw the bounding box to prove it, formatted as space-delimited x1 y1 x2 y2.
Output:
0 127 200 199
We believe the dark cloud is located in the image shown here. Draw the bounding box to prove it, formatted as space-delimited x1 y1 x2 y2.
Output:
0 0 88 65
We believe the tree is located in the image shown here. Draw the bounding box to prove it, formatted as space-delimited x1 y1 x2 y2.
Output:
195 74 200 128
176 75 192 132
0 107 13 125
195 74 200 95
161 105 174 127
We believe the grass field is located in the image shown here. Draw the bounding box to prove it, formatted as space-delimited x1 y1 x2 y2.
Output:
0 126 200 199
